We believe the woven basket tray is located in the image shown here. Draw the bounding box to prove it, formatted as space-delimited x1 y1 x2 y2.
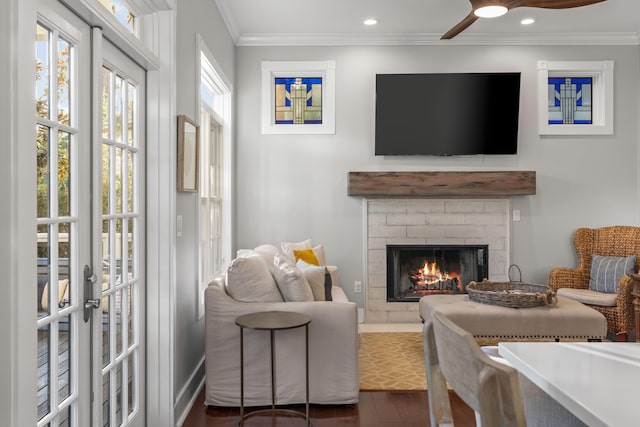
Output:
467 280 557 308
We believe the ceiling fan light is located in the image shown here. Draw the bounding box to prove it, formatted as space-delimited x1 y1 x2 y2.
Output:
474 6 508 18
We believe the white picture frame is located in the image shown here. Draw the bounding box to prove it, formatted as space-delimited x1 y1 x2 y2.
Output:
261 60 336 135
537 60 614 135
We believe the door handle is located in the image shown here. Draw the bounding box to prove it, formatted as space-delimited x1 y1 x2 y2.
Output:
85 299 101 310
83 265 99 322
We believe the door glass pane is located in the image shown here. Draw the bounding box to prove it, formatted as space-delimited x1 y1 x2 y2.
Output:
128 355 135 415
115 288 123 356
57 38 70 125
102 220 110 280
37 125 50 218
58 406 71 427
115 218 123 279
58 315 71 401
36 24 50 119
127 82 134 146
102 373 110 426
127 218 134 278
115 75 123 143
102 67 111 139
116 365 123 425
102 298 111 368
58 131 71 217
127 151 134 213
115 148 122 214
38 225 51 317
58 223 71 308
127 284 134 347
102 144 110 216
37 324 51 420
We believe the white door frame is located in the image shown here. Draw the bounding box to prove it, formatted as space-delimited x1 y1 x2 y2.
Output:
3 0 177 425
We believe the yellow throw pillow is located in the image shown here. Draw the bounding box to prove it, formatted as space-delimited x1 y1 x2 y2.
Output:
293 249 320 266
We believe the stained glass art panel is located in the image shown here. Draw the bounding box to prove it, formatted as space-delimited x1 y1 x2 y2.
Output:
274 77 323 125
548 77 592 125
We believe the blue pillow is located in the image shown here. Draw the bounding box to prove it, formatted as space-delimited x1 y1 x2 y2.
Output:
588 254 636 293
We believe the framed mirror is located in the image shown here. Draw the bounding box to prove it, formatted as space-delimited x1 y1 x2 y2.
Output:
177 114 199 192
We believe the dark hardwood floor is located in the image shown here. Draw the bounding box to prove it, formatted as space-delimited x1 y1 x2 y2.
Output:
182 387 476 426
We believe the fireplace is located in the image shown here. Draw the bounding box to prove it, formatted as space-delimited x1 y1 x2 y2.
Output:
386 244 488 302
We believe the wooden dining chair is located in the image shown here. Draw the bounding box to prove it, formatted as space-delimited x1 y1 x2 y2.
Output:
426 311 527 427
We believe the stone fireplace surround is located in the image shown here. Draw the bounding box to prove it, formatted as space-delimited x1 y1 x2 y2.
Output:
348 171 536 324
365 198 511 323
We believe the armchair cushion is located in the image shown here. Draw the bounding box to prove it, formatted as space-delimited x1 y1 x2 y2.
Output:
557 288 617 307
588 254 636 293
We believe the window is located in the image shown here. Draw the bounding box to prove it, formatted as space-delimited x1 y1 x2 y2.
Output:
198 43 232 317
537 60 613 135
98 0 137 35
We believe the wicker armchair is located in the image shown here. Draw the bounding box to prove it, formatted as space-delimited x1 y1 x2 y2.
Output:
548 226 640 341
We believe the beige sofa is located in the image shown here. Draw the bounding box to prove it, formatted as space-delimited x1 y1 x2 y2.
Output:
203 243 359 407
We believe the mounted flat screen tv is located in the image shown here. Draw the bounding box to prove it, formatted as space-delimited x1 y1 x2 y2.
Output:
375 72 521 156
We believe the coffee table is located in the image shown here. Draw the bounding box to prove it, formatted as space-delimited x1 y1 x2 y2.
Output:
235 311 311 426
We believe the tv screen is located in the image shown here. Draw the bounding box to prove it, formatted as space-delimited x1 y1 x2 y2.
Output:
375 72 521 156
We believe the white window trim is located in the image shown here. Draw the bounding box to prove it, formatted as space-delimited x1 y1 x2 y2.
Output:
196 34 233 319
261 60 336 135
537 60 614 135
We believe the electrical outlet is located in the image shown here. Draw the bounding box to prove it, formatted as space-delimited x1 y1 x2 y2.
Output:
177 215 183 237
354 281 362 293
512 210 521 222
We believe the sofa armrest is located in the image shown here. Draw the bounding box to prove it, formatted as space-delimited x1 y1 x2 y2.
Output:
204 280 359 406
547 268 589 292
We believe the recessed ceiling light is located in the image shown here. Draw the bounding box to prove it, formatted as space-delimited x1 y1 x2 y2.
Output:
364 18 378 26
521 18 535 25
474 6 508 18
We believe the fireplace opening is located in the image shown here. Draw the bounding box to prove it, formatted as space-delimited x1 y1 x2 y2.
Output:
386 244 488 302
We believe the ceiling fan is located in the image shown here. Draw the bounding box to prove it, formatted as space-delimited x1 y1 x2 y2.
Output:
441 0 607 40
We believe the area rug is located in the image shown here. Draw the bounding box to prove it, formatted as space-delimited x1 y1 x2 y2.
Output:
359 332 427 391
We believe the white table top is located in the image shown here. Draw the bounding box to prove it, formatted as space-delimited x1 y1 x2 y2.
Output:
499 342 640 427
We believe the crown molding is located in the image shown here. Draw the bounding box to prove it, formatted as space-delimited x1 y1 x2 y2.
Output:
235 32 640 47
214 0 239 44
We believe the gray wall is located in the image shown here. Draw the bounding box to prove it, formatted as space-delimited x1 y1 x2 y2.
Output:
175 0 235 420
235 44 640 308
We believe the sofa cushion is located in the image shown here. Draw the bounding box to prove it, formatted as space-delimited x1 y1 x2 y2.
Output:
557 287 617 307
297 260 333 301
253 244 280 265
225 252 283 302
273 253 314 302
588 254 636 293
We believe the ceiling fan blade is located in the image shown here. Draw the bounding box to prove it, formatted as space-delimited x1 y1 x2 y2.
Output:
441 12 479 40
511 0 606 9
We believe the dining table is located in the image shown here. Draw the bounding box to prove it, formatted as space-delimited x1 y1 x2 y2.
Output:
498 341 640 427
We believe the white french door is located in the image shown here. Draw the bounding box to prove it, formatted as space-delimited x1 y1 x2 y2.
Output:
93 38 146 427
36 2 146 426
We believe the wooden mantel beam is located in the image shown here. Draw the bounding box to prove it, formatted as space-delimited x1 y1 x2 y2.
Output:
348 171 536 198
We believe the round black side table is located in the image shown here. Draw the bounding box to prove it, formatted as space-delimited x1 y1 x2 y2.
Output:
235 311 311 426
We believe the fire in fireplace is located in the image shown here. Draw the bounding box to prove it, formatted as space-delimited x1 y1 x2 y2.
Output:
386 244 488 302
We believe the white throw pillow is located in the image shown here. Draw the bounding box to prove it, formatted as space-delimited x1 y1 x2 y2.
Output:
253 244 280 265
297 260 328 301
273 253 314 302
311 244 326 266
225 251 283 302
280 239 313 261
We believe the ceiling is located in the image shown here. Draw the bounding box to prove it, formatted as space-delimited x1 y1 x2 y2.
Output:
214 0 640 46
